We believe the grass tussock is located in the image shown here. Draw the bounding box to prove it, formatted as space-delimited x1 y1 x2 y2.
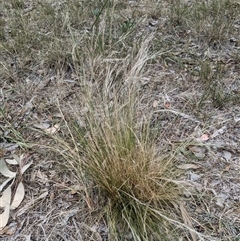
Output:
61 95 184 241
53 38 187 240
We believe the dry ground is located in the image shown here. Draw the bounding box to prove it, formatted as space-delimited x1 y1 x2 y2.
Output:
0 0 240 240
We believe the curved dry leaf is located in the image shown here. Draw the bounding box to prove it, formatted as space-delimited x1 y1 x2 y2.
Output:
11 182 25 210
5 158 18 165
38 191 49 199
177 164 201 170
12 154 20 165
0 185 11 208
0 204 10 230
0 160 16 178
0 178 14 192
21 160 33 174
0 186 11 229
19 154 25 165
12 154 24 165
33 123 50 130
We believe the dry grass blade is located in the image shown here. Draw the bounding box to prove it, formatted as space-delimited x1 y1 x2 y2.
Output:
180 203 197 241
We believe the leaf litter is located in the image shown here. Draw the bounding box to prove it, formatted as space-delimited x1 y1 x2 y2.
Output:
0 154 32 229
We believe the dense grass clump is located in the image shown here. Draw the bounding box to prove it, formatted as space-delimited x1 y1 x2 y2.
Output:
61 92 184 240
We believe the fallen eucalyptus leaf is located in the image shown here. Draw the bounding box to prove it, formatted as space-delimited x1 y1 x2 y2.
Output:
5 158 18 165
33 123 50 130
11 182 25 210
0 185 11 208
0 204 10 230
0 178 14 192
0 160 16 178
177 164 201 170
0 186 11 229
12 154 25 165
21 160 33 174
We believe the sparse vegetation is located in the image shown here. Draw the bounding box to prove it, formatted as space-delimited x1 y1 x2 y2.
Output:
0 0 240 240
